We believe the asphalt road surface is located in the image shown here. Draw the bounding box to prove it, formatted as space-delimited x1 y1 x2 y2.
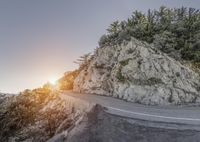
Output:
61 91 200 130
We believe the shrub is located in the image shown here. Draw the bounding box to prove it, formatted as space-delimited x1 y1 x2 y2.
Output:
0 87 73 141
116 67 125 82
147 77 163 85
38 104 70 137
192 41 200 51
118 30 131 43
119 59 130 66
99 34 108 47
153 31 178 54
58 70 80 90
98 7 200 69
126 48 134 54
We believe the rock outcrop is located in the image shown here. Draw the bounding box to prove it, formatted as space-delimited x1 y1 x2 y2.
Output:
73 38 200 105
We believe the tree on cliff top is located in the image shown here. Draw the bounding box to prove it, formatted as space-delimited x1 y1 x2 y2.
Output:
99 7 200 65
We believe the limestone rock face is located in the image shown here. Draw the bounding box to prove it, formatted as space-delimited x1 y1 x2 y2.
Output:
73 38 200 105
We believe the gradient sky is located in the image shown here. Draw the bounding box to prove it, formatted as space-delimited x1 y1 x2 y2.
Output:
0 0 199 93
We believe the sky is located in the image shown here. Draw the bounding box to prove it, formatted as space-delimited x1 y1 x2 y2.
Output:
0 0 199 93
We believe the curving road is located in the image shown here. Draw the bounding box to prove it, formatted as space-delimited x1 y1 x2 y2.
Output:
61 91 200 129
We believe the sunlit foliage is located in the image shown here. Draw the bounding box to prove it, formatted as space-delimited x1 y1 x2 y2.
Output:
0 87 72 141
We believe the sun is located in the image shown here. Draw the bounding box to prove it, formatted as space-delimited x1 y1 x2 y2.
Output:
49 77 57 85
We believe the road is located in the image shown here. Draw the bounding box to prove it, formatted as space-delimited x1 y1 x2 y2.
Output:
61 91 200 129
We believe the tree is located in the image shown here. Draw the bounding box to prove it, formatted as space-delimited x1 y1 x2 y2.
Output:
98 6 200 65
107 20 120 35
58 70 80 90
99 34 108 47
74 53 91 70
153 31 179 59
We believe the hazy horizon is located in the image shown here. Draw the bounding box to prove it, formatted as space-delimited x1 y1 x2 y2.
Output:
0 0 199 93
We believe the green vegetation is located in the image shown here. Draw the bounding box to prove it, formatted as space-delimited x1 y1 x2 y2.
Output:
131 78 163 86
58 70 80 90
99 7 200 64
119 59 130 66
0 86 72 141
74 53 92 70
147 77 163 85
58 53 93 91
116 67 125 82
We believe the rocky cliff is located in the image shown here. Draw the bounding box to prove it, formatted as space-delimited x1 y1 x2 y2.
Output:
73 38 200 105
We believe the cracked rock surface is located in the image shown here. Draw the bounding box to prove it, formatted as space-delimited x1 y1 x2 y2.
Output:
74 38 200 105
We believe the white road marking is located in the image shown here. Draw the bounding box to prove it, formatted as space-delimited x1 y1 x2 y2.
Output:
62 93 200 123
108 107 200 122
